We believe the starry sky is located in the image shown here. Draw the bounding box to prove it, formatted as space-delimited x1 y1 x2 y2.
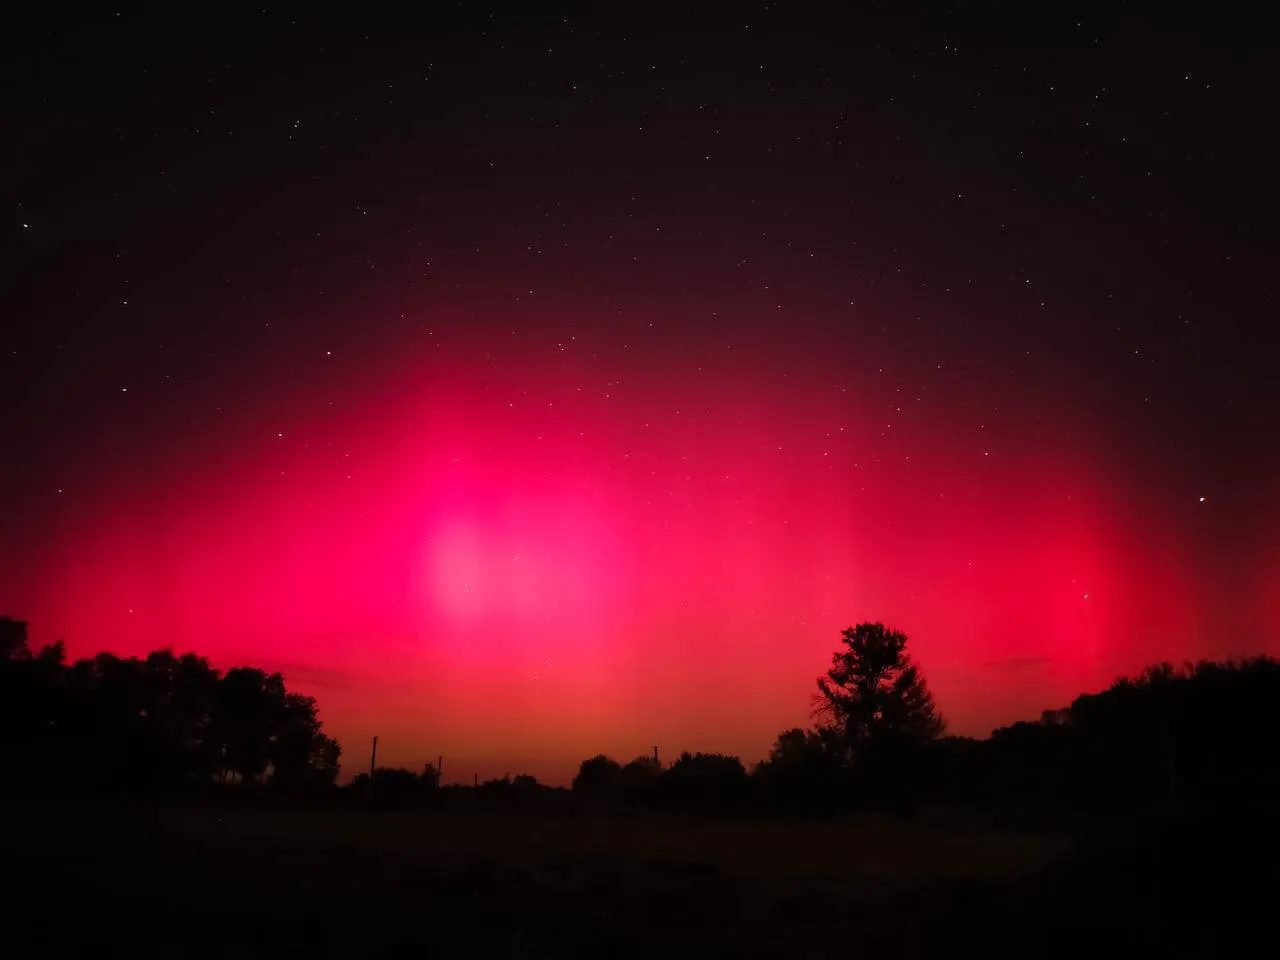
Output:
4 8 1277 784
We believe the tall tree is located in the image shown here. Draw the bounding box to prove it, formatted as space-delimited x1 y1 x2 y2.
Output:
814 622 944 759
210 667 287 783
0 616 344 791
0 617 30 661
271 691 341 786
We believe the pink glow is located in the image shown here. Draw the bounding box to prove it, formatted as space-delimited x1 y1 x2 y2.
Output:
6 304 1275 784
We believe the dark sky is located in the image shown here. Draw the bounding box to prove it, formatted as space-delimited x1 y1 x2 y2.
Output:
4 7 1277 782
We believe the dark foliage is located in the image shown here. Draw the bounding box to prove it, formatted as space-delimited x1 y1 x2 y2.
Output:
6 613 1278 822
950 656 1280 814
0 616 341 794
659 752 750 814
571 753 624 801
346 765 576 813
752 726 852 814
5 615 1277 959
568 751 750 815
745 623 948 814
618 754 662 807
755 631 1280 820
814 622 946 757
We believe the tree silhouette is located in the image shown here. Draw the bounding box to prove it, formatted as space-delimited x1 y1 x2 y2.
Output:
619 755 661 807
135 650 220 784
211 667 287 783
814 622 944 760
420 761 442 791
572 754 622 796
1064 656 1280 809
0 616 343 792
752 726 848 812
0 618 71 782
511 773 539 792
0 616 30 661
568 757 622 808
10 608 1279 824
764 726 845 767
272 692 341 786
660 752 749 813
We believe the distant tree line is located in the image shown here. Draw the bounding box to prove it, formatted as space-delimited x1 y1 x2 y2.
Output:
5 614 1277 818
927 656 1280 816
0 617 340 793
347 764 576 812
338 623 1280 820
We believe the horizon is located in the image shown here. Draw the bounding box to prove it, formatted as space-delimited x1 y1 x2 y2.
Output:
5 9 1277 789
8 621 1273 788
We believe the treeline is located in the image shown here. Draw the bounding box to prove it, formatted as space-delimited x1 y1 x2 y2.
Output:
350 624 1280 820
6 614 1279 819
932 657 1280 813
346 751 756 814
0 617 340 793
352 652 1280 818
349 766 572 812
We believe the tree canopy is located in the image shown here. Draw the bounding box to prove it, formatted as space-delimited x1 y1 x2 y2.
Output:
0 616 341 791
814 622 945 758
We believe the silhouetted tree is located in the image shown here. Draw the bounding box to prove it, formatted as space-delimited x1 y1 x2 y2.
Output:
619 755 662 807
939 656 1280 818
210 667 285 784
0 616 343 794
765 726 844 767
751 727 849 813
1065 657 1280 809
0 616 30 661
471 772 544 809
814 622 945 759
660 752 750 814
270 692 341 786
0 619 71 782
420 761 441 792
572 754 622 799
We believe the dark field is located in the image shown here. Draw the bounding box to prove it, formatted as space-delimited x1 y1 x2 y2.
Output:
8 802 1274 958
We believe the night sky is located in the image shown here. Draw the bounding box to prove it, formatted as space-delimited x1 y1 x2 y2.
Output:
5 8 1277 783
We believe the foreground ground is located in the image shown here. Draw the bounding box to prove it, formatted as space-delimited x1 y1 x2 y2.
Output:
6 801 1274 957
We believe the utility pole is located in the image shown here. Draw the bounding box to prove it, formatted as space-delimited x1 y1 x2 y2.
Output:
653 744 660 767
369 735 379 781
437 755 444 783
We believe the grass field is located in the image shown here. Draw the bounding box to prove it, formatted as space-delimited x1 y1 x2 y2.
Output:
163 806 1069 890
6 802 1270 957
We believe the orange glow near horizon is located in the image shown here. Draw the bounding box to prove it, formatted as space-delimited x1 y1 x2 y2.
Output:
5 302 1275 786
